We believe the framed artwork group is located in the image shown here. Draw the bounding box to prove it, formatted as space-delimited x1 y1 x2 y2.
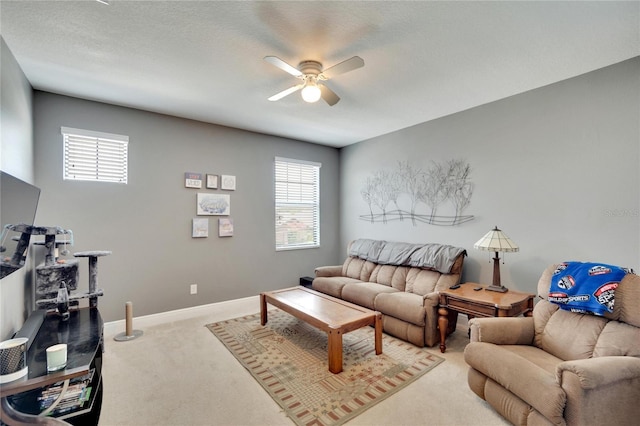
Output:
185 171 236 238
185 172 236 191
192 218 234 238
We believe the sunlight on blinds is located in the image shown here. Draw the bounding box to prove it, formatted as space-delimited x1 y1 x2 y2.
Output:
275 157 321 250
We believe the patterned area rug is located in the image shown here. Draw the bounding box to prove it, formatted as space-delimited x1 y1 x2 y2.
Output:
207 309 444 426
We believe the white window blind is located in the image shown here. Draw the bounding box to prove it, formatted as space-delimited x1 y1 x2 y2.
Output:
275 157 321 250
62 127 128 184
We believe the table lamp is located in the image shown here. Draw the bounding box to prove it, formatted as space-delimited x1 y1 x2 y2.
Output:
474 226 519 292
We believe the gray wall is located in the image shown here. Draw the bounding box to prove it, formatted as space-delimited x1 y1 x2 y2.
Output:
33 92 341 322
340 57 640 294
4 46 638 334
1 37 35 340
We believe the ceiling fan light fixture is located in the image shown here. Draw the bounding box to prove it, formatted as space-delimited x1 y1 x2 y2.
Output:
265 56 363 106
301 80 321 103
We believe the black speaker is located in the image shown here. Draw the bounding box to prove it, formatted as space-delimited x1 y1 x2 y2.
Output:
299 276 314 288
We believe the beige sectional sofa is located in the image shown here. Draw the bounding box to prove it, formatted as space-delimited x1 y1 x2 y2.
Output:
464 264 640 425
312 239 466 347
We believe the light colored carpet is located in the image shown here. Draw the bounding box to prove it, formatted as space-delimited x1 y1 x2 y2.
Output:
207 309 444 426
99 295 509 425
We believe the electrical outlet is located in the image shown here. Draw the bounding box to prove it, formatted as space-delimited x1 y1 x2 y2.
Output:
190 284 197 295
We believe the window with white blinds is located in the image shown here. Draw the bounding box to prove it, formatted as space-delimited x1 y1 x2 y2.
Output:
62 127 128 184
275 157 321 250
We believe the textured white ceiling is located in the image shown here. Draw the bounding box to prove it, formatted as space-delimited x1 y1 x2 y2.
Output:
1 1 638 148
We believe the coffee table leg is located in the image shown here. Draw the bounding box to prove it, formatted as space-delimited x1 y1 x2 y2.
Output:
328 328 343 374
260 293 267 326
374 312 382 355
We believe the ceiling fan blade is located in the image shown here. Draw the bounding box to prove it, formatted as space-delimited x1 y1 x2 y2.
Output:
264 56 303 77
268 84 304 101
321 56 364 79
319 84 340 106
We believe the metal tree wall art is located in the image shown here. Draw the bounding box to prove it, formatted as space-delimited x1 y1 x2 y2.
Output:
360 159 474 226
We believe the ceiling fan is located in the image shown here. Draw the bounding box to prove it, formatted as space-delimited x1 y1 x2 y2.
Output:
264 55 364 106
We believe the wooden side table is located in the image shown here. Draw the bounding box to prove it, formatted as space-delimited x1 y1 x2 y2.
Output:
438 282 535 353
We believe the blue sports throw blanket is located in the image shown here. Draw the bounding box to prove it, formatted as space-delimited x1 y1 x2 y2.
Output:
548 261 627 316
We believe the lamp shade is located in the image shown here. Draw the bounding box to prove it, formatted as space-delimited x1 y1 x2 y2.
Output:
474 226 519 252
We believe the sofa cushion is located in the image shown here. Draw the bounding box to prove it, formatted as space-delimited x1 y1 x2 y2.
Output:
614 272 640 327
464 342 566 425
370 264 410 291
533 299 559 344
382 315 426 347
341 282 399 310
342 257 376 281
312 276 361 299
405 268 441 295
483 378 532 426
374 292 426 326
593 321 640 357
537 308 608 361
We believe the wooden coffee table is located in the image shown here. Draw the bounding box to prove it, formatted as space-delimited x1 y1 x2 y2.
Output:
260 286 382 374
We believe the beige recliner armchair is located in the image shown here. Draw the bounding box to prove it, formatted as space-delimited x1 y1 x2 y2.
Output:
464 264 640 426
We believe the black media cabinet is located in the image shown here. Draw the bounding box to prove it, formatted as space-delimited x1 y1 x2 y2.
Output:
0 308 103 425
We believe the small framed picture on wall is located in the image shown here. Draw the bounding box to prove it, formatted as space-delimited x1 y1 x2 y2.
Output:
197 193 230 216
185 172 203 188
206 174 218 189
192 218 209 238
219 218 234 237
221 175 236 191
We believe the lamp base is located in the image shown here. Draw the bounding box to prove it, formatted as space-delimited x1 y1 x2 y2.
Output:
485 284 508 293
487 252 508 293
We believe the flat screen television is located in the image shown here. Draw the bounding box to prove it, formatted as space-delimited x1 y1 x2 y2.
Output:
1 171 41 279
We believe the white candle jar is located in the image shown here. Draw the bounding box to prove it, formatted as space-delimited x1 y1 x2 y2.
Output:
46 343 67 372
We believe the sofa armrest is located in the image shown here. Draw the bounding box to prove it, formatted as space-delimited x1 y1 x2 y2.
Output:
469 317 535 345
422 291 439 305
558 356 640 424
314 265 343 277
557 356 640 390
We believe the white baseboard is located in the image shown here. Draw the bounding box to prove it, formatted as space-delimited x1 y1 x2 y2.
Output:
103 295 260 336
